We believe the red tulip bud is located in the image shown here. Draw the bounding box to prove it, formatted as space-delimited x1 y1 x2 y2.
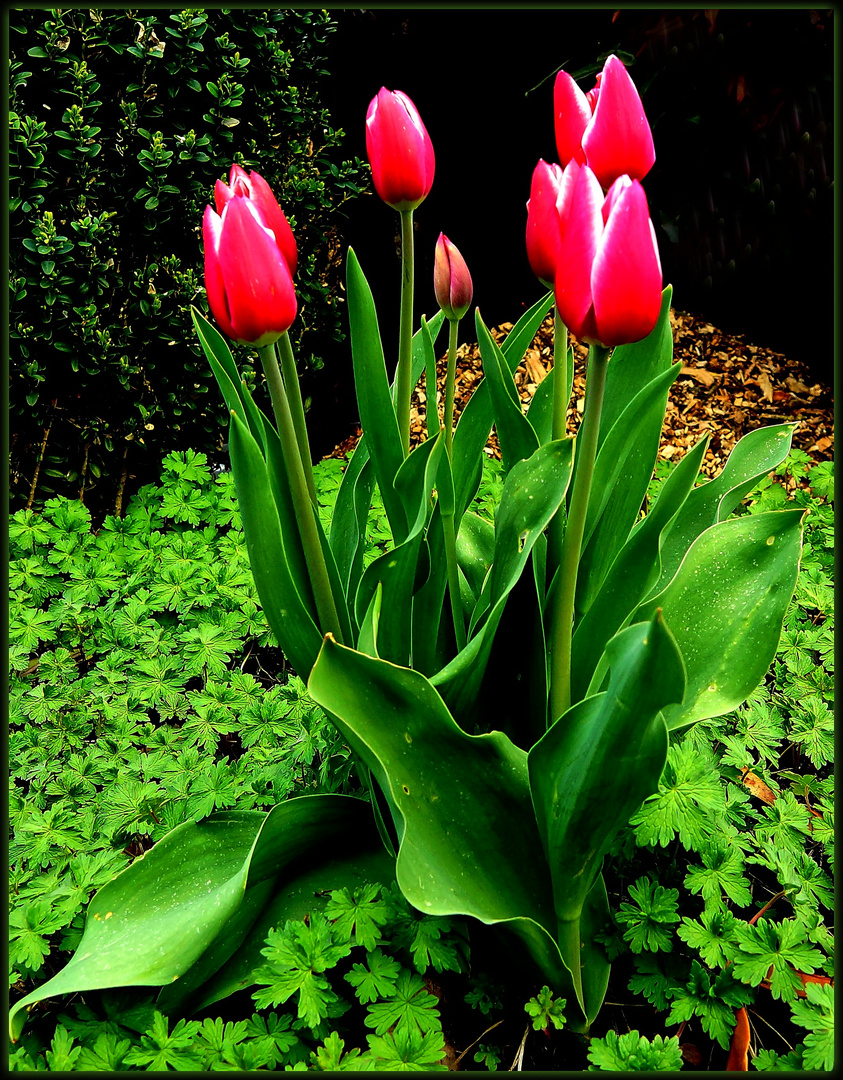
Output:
554 166 662 347
214 164 298 276
434 233 473 321
366 88 435 212
554 55 655 190
203 194 297 347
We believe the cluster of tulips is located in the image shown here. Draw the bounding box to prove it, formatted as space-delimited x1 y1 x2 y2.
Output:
203 54 662 359
11 54 802 1045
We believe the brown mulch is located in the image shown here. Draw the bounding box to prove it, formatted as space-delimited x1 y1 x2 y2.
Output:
329 309 834 492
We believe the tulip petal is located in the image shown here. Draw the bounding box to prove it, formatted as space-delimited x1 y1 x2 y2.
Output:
582 55 655 188
555 165 604 340
525 159 565 287
216 197 297 345
246 169 298 276
553 70 592 167
591 180 662 346
202 205 237 341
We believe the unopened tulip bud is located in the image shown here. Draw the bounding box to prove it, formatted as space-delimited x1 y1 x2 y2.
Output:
203 194 297 347
554 166 662 347
214 164 298 276
554 55 655 190
366 88 435 212
434 233 473 322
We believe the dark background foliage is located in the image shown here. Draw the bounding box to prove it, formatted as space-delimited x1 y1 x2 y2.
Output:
9 7 369 515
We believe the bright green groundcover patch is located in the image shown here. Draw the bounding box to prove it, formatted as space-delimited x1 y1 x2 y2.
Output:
8 449 834 1071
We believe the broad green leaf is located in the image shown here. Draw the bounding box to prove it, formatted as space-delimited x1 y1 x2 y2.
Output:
578 362 681 590
635 509 804 729
595 287 674 449
346 248 408 543
308 639 554 926
329 437 374 601
577 298 677 612
451 291 553 520
191 307 266 451
10 814 260 1041
308 639 602 1031
358 582 382 658
472 543 549 750
420 316 440 440
570 435 709 703
530 613 684 924
258 411 318 627
330 311 444 605
432 439 573 729
455 511 495 602
475 311 539 475
228 411 322 679
354 435 443 667
354 535 424 667
154 797 394 1017
409 506 450 678
646 422 797 600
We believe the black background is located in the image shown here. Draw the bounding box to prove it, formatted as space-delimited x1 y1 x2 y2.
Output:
308 6 834 454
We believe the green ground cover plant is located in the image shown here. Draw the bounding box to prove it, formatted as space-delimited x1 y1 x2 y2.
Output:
8 447 833 1070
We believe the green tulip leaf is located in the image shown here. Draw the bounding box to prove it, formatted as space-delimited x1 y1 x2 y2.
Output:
346 247 408 543
570 434 709 703
635 509 804 729
476 311 540 476
451 291 553 519
595 287 674 448
358 581 383 658
577 361 681 612
332 296 444 600
420 315 440 441
432 439 573 727
354 434 443 666
530 611 684 924
228 410 322 678
647 422 797 599
10 796 389 1042
155 796 393 1017
307 638 596 1025
455 510 496 602
329 437 375 603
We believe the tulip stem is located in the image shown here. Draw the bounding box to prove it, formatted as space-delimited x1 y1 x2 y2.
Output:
277 331 317 506
396 208 415 456
547 306 569 579
548 341 610 724
258 343 344 644
443 317 459 458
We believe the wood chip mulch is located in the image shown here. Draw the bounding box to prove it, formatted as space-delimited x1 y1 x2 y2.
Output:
329 309 834 493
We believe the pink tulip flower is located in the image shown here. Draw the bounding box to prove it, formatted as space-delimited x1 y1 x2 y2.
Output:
214 164 298 276
366 88 435 211
554 166 662 347
554 54 655 189
434 233 473 322
203 193 297 347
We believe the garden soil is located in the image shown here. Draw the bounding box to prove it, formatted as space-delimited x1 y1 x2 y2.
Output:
327 309 834 485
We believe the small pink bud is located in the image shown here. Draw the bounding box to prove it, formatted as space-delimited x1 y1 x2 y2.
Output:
434 233 473 322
